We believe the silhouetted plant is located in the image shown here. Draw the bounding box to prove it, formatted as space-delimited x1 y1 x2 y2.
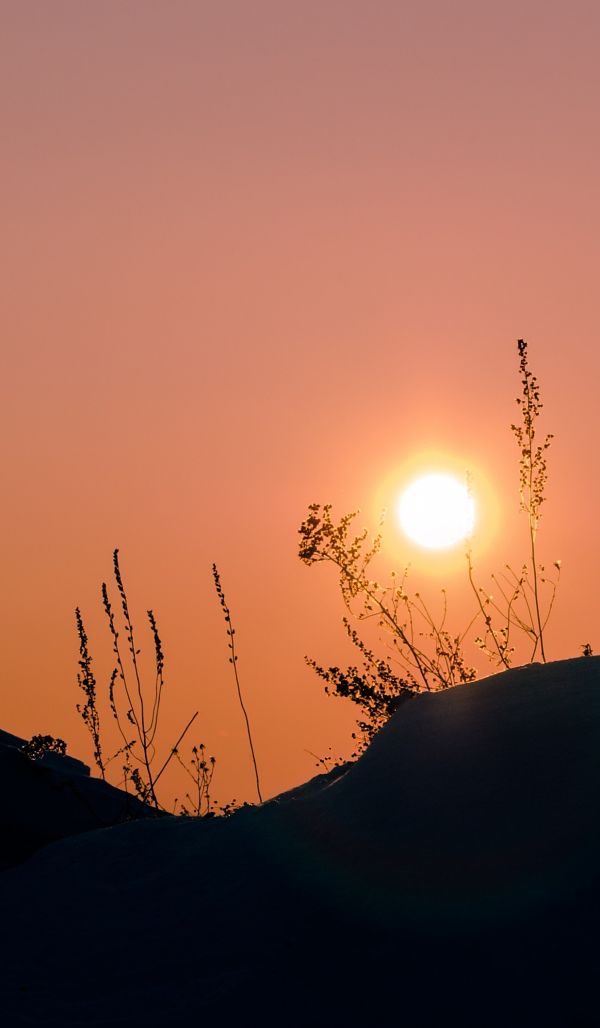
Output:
467 339 560 665
173 742 217 816
299 504 479 752
75 549 199 811
306 617 415 752
215 798 249 818
75 607 105 778
212 564 263 803
304 748 346 772
513 338 553 660
300 505 477 688
300 339 561 750
20 735 67 761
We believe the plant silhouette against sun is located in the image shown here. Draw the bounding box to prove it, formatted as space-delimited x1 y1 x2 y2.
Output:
300 339 561 750
299 505 478 750
467 339 559 666
512 337 556 661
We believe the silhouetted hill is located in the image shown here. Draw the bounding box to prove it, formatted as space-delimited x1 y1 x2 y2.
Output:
0 729 154 870
1 656 599 1026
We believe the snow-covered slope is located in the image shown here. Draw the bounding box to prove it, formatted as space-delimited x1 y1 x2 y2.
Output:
1 657 600 1026
0 729 154 870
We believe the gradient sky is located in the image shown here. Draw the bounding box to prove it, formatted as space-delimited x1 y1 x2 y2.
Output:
2 1 599 806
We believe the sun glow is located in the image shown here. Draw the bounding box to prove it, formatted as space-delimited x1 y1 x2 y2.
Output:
397 473 475 550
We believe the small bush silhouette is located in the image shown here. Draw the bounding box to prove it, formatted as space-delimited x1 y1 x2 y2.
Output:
20 735 68 761
172 742 216 816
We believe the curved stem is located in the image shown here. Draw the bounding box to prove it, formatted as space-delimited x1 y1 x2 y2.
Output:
213 566 263 804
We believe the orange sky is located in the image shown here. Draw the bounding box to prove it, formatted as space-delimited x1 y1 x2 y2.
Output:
2 2 599 807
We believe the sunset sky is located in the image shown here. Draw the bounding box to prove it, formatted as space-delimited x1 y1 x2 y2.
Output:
2 1 599 806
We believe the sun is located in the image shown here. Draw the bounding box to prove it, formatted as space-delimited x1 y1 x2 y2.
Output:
396 473 475 550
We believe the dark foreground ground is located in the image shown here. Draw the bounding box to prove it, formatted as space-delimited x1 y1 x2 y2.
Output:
1 656 600 1026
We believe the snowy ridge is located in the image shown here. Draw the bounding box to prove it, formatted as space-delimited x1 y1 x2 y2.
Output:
1 656 600 1026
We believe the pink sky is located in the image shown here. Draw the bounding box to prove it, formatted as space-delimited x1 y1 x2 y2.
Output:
2 1 599 805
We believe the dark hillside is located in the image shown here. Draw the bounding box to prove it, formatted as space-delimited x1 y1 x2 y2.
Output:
1 657 599 1026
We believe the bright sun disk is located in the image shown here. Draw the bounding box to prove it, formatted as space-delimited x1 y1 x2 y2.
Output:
397 473 475 550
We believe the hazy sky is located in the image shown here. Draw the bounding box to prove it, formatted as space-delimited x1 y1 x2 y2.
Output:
2 1 599 804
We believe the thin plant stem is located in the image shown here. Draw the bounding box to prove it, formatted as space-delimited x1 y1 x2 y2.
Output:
112 550 159 804
213 565 263 804
466 551 511 669
153 710 199 788
524 372 545 660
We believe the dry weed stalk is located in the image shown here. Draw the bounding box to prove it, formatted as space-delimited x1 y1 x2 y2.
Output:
212 564 263 803
173 742 216 816
75 549 199 811
468 339 559 665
